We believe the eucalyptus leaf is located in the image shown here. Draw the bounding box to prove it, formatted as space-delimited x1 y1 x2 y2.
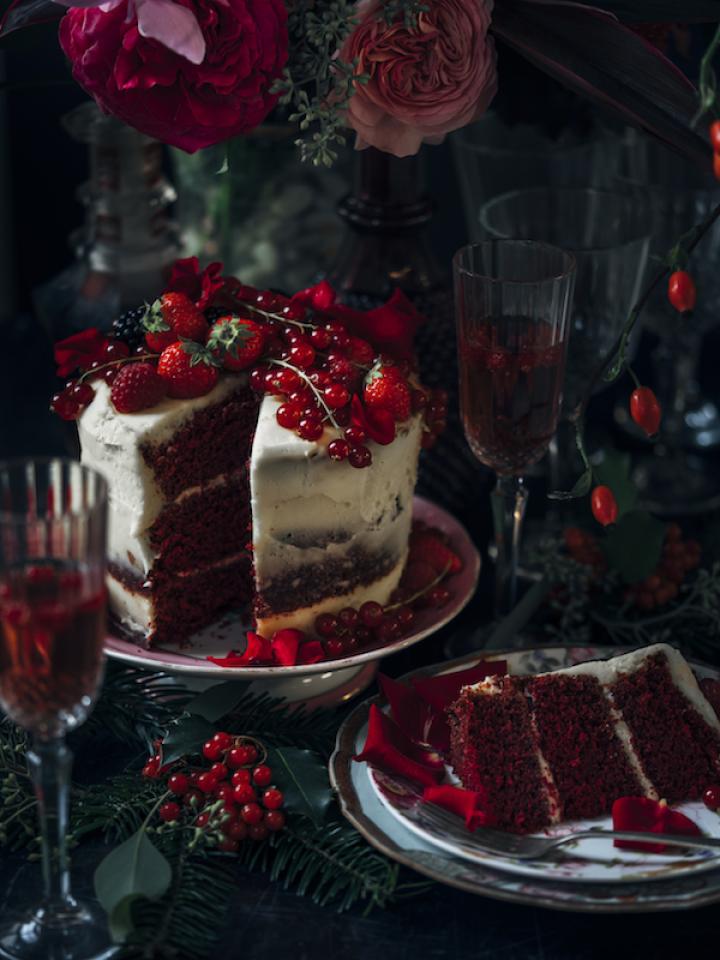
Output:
603 510 667 584
162 714 215 765
94 829 172 942
186 680 251 723
267 747 332 828
593 449 638 518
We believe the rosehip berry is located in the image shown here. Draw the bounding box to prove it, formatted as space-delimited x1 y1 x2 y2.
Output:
328 439 350 461
315 613 339 637
241 802 264 825
248 823 269 842
359 601 384 628
668 270 697 314
590 486 618 527
252 765 273 787
231 769 252 787
264 810 286 832
348 444 372 469
703 784 720 811
262 788 284 810
297 417 324 442
219 837 239 853
159 801 181 823
711 120 720 153
233 783 257 805
202 740 222 761
630 386 661 437
213 731 233 751
167 773 190 796
209 763 228 782
197 772 217 794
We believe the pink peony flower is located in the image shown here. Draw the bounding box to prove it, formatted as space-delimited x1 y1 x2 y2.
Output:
339 0 498 157
58 0 288 152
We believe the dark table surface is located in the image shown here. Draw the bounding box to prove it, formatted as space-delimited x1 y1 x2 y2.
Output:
3 312 720 960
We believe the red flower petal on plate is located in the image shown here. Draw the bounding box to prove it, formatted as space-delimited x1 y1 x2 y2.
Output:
612 796 702 853
54 328 109 377
412 660 507 713
353 705 444 786
207 631 273 668
298 640 325 665
271 628 304 667
377 673 449 753
423 784 497 831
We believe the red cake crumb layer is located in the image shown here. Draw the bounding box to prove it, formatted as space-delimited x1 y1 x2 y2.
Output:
141 386 259 500
610 653 720 801
448 677 552 833
148 470 250 573
526 674 642 821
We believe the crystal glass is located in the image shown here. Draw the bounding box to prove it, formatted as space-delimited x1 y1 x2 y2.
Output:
454 241 575 613
479 188 651 491
614 134 720 512
0 459 114 960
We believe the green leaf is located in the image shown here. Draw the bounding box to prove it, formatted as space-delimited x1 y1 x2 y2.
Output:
593 449 638 518
603 510 667 584
548 466 592 501
185 680 251 723
94 829 172 942
162 714 215 765
267 747 332 828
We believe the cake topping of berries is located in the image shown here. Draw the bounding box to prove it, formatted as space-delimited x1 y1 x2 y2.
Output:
143 292 209 354
157 342 220 399
363 362 412 423
207 316 266 371
110 362 167 413
112 305 149 350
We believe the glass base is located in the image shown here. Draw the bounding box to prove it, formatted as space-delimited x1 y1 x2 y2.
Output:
0 901 118 960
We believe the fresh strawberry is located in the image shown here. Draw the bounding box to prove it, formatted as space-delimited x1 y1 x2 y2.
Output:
409 531 463 576
363 363 411 422
143 292 208 353
206 315 266 371
110 362 167 413
157 342 219 399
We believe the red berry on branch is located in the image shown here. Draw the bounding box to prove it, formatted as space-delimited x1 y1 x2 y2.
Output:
195 811 210 828
233 783 257 805
276 402 302 429
359 601 384 628
667 270 697 314
703 784 720 811
142 756 161 779
348 445 372 469
225 819 248 841
197 772 217 794
262 788 284 810
315 613 339 637
167 773 189 796
248 823 269 842
297 417 324 442
214 784 235 805
310 327 332 350
324 383 350 409
209 762 228 782
344 425 366 445
184 789 203 809
264 810 286 832
252 765 273 787
591 486 618 527
324 637 345 658
289 342 316 370
202 740 222 761
240 802 264 825
231 769 252 787
711 120 720 153
159 801 181 823
328 439 350 462
630 386 662 437
213 731 233 751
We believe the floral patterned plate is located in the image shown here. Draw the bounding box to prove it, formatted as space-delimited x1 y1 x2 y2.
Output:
330 647 720 912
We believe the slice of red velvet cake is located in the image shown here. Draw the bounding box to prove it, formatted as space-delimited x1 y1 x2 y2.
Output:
448 644 720 833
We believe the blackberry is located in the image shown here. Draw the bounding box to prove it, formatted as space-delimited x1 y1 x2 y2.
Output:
112 305 148 349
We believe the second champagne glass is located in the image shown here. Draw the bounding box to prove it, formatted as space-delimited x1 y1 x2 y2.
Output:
454 241 575 614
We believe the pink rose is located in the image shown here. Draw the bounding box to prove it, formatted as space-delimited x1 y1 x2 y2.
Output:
339 0 498 157
58 0 288 152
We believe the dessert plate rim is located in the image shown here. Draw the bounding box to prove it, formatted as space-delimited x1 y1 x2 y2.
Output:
104 496 480 678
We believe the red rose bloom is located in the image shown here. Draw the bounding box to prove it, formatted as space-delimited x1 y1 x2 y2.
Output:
59 0 288 152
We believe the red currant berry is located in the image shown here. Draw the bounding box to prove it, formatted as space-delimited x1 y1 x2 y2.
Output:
159 801 181 823
297 417 324 442
195 811 211 828
231 769 252 787
219 837 239 853
310 327 332 350
249 365 270 392
50 390 81 421
273 368 302 394
255 291 278 311
233 783 257 805
197 772 217 794
344 425 366 445
167 773 189 796
241 802 264 825
184 788 204 809
703 784 720 811
227 744 257 768
308 369 332 390
343 634 359 654
202 740 222 761
69 381 96 406
591 486 618 527
348 445 372 469
262 788 284 810
103 339 130 362
630 386 661 437
276 402 302 429
427 586 451 608
252 765 273 788
213 731 233 751
209 762 228 782
315 613 339 637
225 819 248 841
264 810 286 832
359 601 384 628
334 405 351 427
327 439 350 461
142 756 161 779
667 270 697 314
395 606 415 628
338 607 358 628
377 620 400 644
324 383 350 409
328 354 354 382
353 625 372 646
214 783 235 805
281 302 307 322
248 823 269 842
289 342 316 370
324 637 345 658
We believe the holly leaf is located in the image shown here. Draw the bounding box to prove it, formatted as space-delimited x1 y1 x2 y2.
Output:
593 449 637 518
94 829 172 942
548 466 592 501
162 714 215 765
267 746 332 828
185 680 251 723
603 510 667 583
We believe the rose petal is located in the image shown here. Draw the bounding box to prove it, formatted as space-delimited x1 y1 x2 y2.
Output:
353 705 444 786
271 628 304 667
298 640 325 665
136 0 206 66
412 660 508 714
423 784 497 831
612 796 702 853
54 328 109 376
377 672 449 752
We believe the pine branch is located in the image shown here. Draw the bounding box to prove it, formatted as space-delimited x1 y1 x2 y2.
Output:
72 773 167 845
223 692 340 757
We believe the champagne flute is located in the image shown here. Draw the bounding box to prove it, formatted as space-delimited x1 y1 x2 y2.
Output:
0 459 114 960
453 241 575 614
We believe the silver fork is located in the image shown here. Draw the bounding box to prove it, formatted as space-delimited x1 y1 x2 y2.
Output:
417 802 720 861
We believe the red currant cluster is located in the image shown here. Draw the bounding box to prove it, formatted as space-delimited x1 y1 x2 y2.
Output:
51 339 135 420
143 732 285 851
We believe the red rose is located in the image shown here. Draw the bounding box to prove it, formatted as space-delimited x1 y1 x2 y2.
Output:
59 0 288 152
166 257 224 309
54 328 109 377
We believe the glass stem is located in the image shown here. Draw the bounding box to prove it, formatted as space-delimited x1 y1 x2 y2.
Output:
491 475 529 617
27 737 76 915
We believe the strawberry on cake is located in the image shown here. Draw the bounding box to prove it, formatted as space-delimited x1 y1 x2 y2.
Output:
51 262 449 659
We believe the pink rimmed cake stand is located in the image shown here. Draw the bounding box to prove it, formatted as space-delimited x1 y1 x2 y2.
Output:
104 497 481 705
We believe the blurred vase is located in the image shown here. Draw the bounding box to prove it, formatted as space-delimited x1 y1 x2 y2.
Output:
34 101 179 337
171 125 348 292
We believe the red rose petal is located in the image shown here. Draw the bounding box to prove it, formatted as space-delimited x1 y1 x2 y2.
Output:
423 784 497 831
54 328 109 377
298 640 325 665
350 395 395 446
353 705 443 786
208 631 273 668
612 796 702 853
378 673 449 753
271 628 304 667
412 660 507 713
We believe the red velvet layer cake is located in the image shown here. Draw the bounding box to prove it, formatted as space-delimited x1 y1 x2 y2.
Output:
448 644 720 833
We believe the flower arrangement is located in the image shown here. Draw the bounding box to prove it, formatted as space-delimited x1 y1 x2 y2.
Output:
1 1 719 164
